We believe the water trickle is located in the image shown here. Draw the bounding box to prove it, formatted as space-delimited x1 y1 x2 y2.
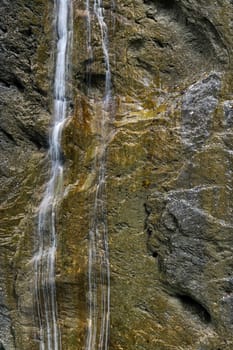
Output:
33 1 72 349
85 1 113 349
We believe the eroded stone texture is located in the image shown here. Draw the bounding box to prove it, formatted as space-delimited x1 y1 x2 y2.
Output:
0 0 53 348
1 0 233 349
181 73 221 149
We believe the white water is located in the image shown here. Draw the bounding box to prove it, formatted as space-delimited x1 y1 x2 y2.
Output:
33 1 72 349
85 1 112 349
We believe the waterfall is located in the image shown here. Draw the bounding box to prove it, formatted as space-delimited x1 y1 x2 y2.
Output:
86 1 112 349
33 1 72 349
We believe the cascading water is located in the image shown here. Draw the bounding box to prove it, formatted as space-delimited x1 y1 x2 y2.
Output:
33 1 72 349
85 1 112 349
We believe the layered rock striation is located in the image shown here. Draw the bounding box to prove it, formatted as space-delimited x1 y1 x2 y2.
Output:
1 0 233 349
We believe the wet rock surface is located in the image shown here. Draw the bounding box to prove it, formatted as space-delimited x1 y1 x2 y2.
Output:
1 0 233 349
0 0 52 348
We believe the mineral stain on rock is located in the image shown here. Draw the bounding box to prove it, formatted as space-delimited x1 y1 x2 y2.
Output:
1 0 233 349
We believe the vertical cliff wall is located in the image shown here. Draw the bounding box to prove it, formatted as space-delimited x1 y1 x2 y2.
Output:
0 0 53 348
1 0 233 349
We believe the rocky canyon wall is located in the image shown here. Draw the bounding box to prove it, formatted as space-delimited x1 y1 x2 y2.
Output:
1 0 233 349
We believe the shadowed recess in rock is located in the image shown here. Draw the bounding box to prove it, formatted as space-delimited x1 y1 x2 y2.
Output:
176 294 211 324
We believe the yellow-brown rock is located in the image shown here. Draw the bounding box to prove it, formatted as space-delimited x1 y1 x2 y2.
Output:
1 0 233 349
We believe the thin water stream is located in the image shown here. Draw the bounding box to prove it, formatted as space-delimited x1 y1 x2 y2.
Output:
33 0 112 348
33 1 72 349
86 1 112 349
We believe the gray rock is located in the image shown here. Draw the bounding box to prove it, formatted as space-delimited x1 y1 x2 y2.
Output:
0 280 15 349
223 100 233 128
147 185 233 330
181 73 221 149
0 0 51 348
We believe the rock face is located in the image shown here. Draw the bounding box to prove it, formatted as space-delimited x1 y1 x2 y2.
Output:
181 73 221 149
1 0 233 349
0 0 52 348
